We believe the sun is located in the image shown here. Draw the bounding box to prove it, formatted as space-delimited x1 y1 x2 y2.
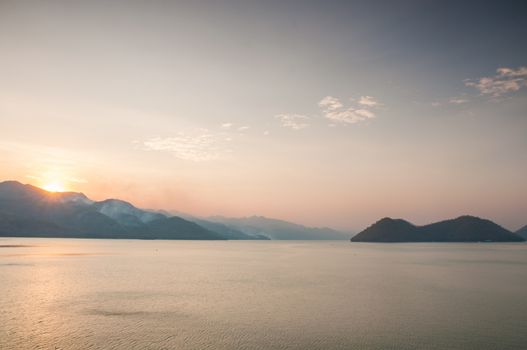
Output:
42 181 66 192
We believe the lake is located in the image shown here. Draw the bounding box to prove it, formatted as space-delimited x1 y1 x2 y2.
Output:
1 238 526 349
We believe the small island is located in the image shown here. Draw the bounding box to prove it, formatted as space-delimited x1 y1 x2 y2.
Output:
351 216 525 242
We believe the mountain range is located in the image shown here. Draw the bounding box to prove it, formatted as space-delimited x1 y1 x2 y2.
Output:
205 215 347 240
517 225 527 240
0 181 348 240
351 216 525 242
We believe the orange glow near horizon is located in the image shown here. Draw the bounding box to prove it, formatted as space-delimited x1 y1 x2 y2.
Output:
42 181 66 193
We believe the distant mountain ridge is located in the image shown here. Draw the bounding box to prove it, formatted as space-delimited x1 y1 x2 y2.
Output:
351 216 525 242
185 217 271 240
206 215 349 240
0 180 347 240
0 181 221 240
517 225 527 239
93 199 166 227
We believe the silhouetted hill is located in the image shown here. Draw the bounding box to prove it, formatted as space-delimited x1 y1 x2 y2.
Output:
144 217 224 240
351 216 525 242
517 225 527 239
0 180 348 240
0 211 70 237
0 181 221 240
420 216 523 242
208 215 349 240
349 217 420 242
0 181 126 236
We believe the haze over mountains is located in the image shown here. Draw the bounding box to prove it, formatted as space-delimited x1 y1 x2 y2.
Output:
206 216 347 240
351 216 525 242
0 181 348 240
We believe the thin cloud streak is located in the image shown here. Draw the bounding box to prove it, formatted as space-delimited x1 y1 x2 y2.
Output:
275 114 310 130
142 129 224 162
319 96 380 125
358 96 380 107
449 98 469 104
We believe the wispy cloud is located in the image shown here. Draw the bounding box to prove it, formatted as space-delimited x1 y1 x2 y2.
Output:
449 98 469 104
465 66 527 98
355 109 375 118
142 129 224 162
275 95 381 128
324 108 373 124
357 96 380 107
497 66 527 78
318 96 343 111
221 123 233 129
431 96 469 107
319 95 380 125
237 126 250 132
275 114 310 130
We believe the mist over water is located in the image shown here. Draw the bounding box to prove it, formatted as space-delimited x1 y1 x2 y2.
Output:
1 239 526 349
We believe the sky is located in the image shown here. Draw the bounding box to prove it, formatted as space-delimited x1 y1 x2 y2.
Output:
0 0 526 231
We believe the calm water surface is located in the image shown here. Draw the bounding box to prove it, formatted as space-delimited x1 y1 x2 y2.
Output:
1 238 526 349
